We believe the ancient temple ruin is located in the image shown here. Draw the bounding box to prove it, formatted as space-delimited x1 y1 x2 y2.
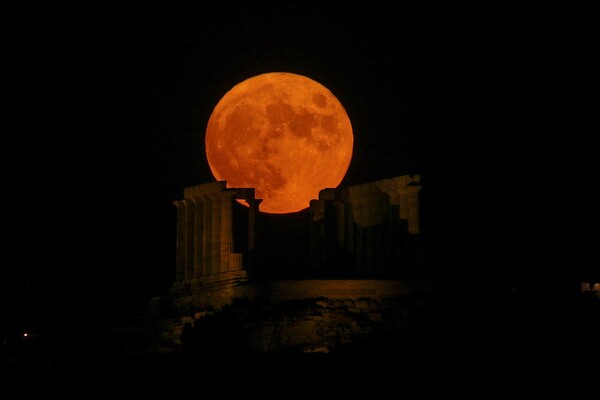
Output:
171 175 422 286
171 181 261 297
158 175 428 353
310 175 422 278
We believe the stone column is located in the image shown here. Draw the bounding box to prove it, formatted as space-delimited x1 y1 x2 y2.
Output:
406 184 422 235
353 223 363 275
243 197 262 274
219 191 235 273
398 187 409 221
209 193 222 276
344 200 354 255
192 197 204 278
201 194 212 277
183 199 195 281
173 200 186 283
352 199 368 274
387 188 400 207
246 198 262 251
334 200 345 249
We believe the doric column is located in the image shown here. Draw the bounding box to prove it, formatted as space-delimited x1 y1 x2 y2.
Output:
192 197 204 278
183 199 195 281
173 200 186 283
209 193 222 275
219 191 235 273
334 200 345 248
353 223 363 275
352 198 365 227
201 194 212 277
406 184 422 235
344 200 354 255
387 189 400 207
246 198 262 250
398 187 409 221
310 199 326 222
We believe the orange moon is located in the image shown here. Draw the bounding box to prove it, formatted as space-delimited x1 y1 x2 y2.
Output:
205 72 353 214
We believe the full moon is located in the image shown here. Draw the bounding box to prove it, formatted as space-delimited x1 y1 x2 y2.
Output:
205 72 353 214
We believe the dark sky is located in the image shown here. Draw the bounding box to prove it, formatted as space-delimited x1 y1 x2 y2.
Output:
3 2 596 328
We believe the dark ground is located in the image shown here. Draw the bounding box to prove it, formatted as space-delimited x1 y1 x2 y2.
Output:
3 284 598 398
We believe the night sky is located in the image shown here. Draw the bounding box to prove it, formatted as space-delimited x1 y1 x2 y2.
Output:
3 2 596 333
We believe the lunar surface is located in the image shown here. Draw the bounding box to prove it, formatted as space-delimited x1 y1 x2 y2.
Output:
205 72 353 214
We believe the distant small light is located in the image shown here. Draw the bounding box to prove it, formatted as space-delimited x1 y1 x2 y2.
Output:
23 332 29 337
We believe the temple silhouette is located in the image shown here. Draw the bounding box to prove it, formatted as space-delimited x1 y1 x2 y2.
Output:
131 173 599 358
144 175 440 354
171 174 422 284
